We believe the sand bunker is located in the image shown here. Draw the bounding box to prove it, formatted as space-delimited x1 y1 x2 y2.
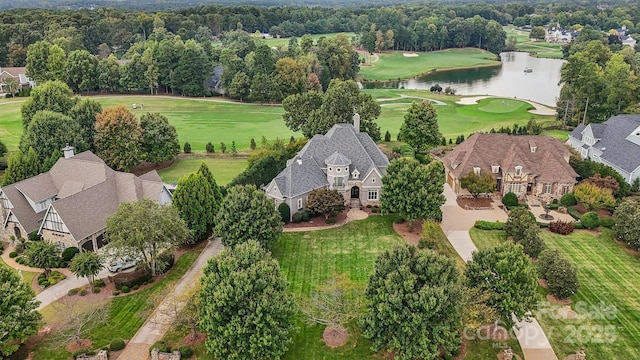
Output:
403 53 419 57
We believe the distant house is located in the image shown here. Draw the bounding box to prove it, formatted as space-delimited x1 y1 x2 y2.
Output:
0 67 35 92
621 35 636 47
442 133 578 200
0 147 172 251
567 114 640 184
264 116 389 219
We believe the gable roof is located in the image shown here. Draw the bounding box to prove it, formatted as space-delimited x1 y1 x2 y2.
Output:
269 124 389 198
585 115 640 172
1 151 167 239
442 133 577 183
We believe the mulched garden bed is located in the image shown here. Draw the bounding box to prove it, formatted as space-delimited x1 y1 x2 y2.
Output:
573 203 612 218
283 209 348 229
456 197 493 209
323 325 349 348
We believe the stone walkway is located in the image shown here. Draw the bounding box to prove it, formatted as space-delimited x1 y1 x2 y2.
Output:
439 184 558 360
116 239 223 360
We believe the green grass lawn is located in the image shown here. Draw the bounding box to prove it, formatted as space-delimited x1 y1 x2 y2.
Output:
0 99 27 151
503 26 563 59
541 129 570 141
32 245 204 360
469 228 640 360
157 154 247 184
0 253 38 289
358 48 500 81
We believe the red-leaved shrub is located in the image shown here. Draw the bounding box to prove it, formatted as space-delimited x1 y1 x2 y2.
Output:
549 220 574 235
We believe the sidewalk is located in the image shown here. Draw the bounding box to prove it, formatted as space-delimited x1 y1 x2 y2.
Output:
439 184 558 360
116 239 223 360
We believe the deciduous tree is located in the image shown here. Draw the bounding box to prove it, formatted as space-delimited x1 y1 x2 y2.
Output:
21 80 77 128
65 50 98 93
460 170 496 202
52 297 108 347
200 241 296 360
69 252 104 286
2 147 40 186
106 198 189 276
361 245 463 360
399 101 442 152
94 106 142 171
465 242 537 327
0 267 42 357
381 157 445 231
214 185 282 248
68 99 102 151
21 110 88 162
573 182 615 211
140 112 180 164
26 241 60 277
299 273 362 327
306 188 345 219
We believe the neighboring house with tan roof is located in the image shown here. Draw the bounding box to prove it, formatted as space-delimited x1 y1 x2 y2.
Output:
0 146 172 251
442 133 578 200
567 114 640 184
0 67 35 92
264 117 389 220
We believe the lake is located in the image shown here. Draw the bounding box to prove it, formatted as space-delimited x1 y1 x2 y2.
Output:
362 51 565 107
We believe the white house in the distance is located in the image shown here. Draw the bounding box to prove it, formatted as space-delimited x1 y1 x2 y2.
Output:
265 115 389 220
568 114 640 184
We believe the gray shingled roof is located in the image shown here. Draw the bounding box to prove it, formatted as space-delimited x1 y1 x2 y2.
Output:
592 115 640 172
591 123 606 139
271 124 389 198
569 124 586 139
1 151 166 242
325 152 351 166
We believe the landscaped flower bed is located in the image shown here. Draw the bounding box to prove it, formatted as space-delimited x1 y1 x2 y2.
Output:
37 270 66 288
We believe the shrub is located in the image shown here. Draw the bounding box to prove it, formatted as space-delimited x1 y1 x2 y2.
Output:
384 131 391 142
132 284 140 290
549 220 574 235
580 212 600 229
9 251 17 258
72 349 89 358
560 193 577 206
418 237 437 250
552 199 558 204
94 279 106 288
93 286 101 294
183 142 192 153
371 207 378 213
301 210 310 222
502 192 519 207
61 247 80 262
205 142 215 153
572 221 585 229
79 289 88 296
278 202 290 224
110 338 125 351
121 286 130 293
112 268 152 289
28 230 42 241
68 288 80 296
179 346 194 358
112 290 120 296
150 341 169 353
38 279 50 287
325 218 337 224
292 212 303 223
567 206 582 220
16 256 25 264
539 250 579 300
600 217 615 229
474 220 505 230
394 217 405 224
156 253 175 275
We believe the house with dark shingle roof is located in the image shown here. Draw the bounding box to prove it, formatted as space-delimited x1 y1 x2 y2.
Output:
265 117 389 220
442 133 578 200
0 147 171 251
567 114 640 185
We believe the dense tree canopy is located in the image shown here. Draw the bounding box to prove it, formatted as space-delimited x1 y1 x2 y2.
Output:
214 185 282 248
380 157 445 229
460 170 496 200
172 171 217 242
140 112 180 164
106 198 189 276
94 105 142 171
21 110 88 162
69 252 104 286
361 244 463 360
398 100 442 152
465 242 538 327
613 197 640 250
200 240 296 360
21 80 77 128
25 241 60 277
0 267 42 357
2 147 40 186
68 99 102 151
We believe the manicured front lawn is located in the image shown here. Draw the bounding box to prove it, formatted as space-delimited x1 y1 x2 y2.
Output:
0 254 38 289
157 154 247 185
469 228 640 359
32 245 204 360
0 99 26 151
358 48 500 81
272 215 404 359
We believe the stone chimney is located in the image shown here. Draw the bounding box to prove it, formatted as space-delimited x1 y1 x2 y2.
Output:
62 143 75 159
353 113 360 133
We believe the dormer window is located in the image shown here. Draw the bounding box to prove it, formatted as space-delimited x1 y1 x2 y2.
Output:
491 165 499 174
515 166 522 176
352 169 360 179
473 166 480 175
372 178 376 183
337 168 341 172
329 167 332 171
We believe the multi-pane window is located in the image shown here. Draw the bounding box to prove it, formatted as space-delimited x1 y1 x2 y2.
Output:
368 189 378 200
44 211 66 232
510 183 522 193
297 198 303 210
544 183 552 194
334 177 344 186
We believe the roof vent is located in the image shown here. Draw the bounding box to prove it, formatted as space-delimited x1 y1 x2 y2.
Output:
601 147 606 151
296 157 302 165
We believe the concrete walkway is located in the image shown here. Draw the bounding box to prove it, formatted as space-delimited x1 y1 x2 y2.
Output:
439 184 557 360
116 239 223 360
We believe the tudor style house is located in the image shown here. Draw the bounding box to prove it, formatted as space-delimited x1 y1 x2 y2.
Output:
567 114 640 184
442 133 578 200
0 146 172 251
265 117 389 219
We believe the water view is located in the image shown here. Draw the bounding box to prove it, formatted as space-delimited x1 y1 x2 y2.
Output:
363 51 565 107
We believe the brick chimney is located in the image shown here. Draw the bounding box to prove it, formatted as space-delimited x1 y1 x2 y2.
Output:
62 143 75 159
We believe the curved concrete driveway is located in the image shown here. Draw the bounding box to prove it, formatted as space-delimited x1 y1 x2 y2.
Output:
440 184 557 360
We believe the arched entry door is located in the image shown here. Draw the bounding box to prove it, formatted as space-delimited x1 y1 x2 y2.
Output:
350 186 360 199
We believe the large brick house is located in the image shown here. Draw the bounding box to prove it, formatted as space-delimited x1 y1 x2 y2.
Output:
264 117 389 220
0 147 172 251
442 133 578 200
